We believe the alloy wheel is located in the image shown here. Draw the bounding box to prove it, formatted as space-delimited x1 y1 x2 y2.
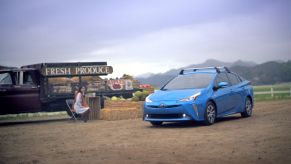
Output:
207 104 216 124
245 98 252 116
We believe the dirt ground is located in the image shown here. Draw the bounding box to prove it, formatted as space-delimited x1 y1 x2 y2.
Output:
0 100 291 164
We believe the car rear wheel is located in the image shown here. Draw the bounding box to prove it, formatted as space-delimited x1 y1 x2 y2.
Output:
204 102 216 125
241 97 253 117
150 121 163 126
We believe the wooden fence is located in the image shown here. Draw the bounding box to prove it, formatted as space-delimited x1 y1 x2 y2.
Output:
254 87 291 97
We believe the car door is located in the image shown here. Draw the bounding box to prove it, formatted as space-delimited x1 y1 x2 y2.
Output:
17 70 41 113
0 70 41 114
212 73 232 115
0 72 15 114
227 73 244 111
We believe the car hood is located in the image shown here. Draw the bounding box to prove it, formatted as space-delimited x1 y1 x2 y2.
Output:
149 89 203 101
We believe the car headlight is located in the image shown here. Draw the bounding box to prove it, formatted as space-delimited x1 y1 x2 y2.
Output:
145 96 152 103
179 92 201 102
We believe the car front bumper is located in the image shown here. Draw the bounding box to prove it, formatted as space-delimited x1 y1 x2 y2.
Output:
143 100 205 122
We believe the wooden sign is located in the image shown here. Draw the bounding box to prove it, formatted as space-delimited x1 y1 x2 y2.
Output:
42 65 113 76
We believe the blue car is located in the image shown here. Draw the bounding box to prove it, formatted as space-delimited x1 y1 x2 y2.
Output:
143 67 254 126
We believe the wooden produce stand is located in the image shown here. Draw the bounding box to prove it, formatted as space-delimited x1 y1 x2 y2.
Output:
85 96 101 120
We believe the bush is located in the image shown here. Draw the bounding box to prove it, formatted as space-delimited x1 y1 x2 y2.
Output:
111 96 126 101
111 96 119 101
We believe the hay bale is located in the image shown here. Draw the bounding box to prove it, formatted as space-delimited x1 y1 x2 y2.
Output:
105 100 144 109
101 100 144 121
100 107 143 121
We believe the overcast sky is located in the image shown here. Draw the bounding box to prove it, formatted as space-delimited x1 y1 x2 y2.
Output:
0 0 290 77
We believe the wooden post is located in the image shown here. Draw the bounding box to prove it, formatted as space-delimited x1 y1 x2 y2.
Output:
85 96 101 120
271 87 274 97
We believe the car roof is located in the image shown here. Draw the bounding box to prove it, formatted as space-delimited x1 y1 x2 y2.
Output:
0 68 37 73
179 67 230 75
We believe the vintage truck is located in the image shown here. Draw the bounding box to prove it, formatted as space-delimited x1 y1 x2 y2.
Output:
0 62 139 115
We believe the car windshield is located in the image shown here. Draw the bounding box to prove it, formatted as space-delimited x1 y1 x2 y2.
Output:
0 72 12 85
162 73 214 90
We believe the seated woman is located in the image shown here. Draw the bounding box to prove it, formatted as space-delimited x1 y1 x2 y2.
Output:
74 86 91 122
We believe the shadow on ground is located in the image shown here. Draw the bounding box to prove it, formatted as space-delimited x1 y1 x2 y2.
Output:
146 115 244 128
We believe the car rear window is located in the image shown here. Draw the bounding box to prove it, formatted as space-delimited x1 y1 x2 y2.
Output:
227 73 241 85
215 73 230 87
162 73 214 90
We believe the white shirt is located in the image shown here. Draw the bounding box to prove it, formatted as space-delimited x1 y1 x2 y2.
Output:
73 92 89 114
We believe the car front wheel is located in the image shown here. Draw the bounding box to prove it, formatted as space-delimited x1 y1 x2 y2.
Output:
241 97 253 117
204 101 216 125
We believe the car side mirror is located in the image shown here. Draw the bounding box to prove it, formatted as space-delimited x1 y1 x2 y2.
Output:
218 82 228 88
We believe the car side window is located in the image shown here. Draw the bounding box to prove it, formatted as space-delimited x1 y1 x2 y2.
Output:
0 73 13 85
227 73 240 85
23 72 35 85
215 73 229 87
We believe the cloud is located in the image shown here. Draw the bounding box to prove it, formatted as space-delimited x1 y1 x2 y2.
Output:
0 0 290 77
83 9 291 77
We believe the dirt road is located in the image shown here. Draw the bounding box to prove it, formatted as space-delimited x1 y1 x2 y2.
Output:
1 100 291 164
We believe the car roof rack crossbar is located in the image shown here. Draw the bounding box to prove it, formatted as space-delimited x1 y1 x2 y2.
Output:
215 66 231 73
179 66 230 75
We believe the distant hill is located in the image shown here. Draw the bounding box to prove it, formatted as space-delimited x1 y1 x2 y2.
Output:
136 59 291 87
137 72 155 78
231 61 291 85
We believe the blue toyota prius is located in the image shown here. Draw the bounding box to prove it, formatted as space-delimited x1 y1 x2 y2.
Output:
143 67 254 126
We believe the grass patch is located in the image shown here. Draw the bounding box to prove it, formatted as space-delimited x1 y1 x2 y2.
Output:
0 111 68 122
255 93 291 102
254 83 291 101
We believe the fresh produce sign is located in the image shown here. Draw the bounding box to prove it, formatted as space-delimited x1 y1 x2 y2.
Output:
42 66 113 76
